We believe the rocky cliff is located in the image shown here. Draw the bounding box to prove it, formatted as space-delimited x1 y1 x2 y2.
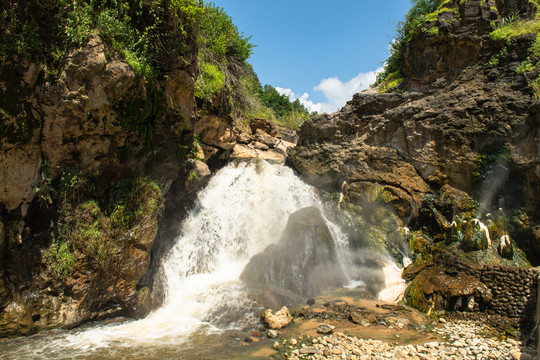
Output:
0 1 294 336
289 0 539 316
0 31 203 335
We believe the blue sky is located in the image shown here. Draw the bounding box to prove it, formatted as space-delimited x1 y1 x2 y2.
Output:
211 0 411 113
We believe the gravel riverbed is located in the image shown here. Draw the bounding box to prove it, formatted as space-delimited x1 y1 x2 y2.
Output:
279 319 537 360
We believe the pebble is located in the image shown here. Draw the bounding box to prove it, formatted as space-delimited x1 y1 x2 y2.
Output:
317 324 335 334
283 320 536 360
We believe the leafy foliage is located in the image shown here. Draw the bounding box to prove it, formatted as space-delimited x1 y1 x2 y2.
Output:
43 241 77 280
490 2 540 97
258 84 315 129
198 4 253 63
46 167 163 276
0 0 203 77
373 0 447 89
195 62 226 100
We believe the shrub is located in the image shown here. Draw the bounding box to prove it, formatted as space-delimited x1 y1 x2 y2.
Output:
43 241 77 280
489 2 540 96
195 62 226 101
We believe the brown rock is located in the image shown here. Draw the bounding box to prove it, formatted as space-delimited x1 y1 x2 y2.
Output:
194 115 236 150
254 129 278 148
249 118 277 137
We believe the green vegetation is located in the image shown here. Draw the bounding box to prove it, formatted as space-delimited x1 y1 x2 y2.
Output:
373 0 449 89
489 47 508 66
195 62 226 100
490 1 540 97
0 0 205 78
43 241 77 280
43 167 163 277
257 84 316 129
190 4 314 129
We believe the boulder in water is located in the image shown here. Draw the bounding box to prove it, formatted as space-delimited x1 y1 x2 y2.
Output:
261 306 292 330
241 206 347 298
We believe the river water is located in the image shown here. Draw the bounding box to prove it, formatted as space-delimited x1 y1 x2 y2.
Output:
0 160 406 359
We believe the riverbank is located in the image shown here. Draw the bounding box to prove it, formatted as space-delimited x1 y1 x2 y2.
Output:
278 319 535 360
244 294 537 360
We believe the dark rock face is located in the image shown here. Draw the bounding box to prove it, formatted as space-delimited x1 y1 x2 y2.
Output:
241 207 348 298
289 0 539 260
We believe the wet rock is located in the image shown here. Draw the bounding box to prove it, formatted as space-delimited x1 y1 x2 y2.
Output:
184 159 211 193
241 207 348 298
299 346 318 354
288 0 540 261
405 267 492 313
462 219 491 251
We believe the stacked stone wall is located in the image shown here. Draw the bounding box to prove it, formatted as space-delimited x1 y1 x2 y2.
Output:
480 265 538 321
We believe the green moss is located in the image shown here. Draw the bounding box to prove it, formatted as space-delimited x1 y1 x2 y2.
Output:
490 18 540 41
108 176 162 230
55 168 162 274
427 27 440 35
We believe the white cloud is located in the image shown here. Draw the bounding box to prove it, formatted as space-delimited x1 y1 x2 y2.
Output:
276 67 383 114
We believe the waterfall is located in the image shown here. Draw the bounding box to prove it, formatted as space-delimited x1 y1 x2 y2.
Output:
0 159 406 359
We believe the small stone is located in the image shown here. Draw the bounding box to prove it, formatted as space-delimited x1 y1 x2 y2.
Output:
508 339 520 346
300 346 318 354
290 338 298 346
439 318 447 324
317 324 336 334
267 329 278 338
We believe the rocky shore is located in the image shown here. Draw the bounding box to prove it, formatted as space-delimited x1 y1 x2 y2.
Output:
277 319 536 360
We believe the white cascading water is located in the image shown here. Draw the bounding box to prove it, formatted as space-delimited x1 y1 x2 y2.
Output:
0 160 406 359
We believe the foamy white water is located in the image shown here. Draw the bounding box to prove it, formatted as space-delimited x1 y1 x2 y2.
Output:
378 256 409 303
0 159 405 359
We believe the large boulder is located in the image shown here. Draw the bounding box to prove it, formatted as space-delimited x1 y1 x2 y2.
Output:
241 207 348 298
